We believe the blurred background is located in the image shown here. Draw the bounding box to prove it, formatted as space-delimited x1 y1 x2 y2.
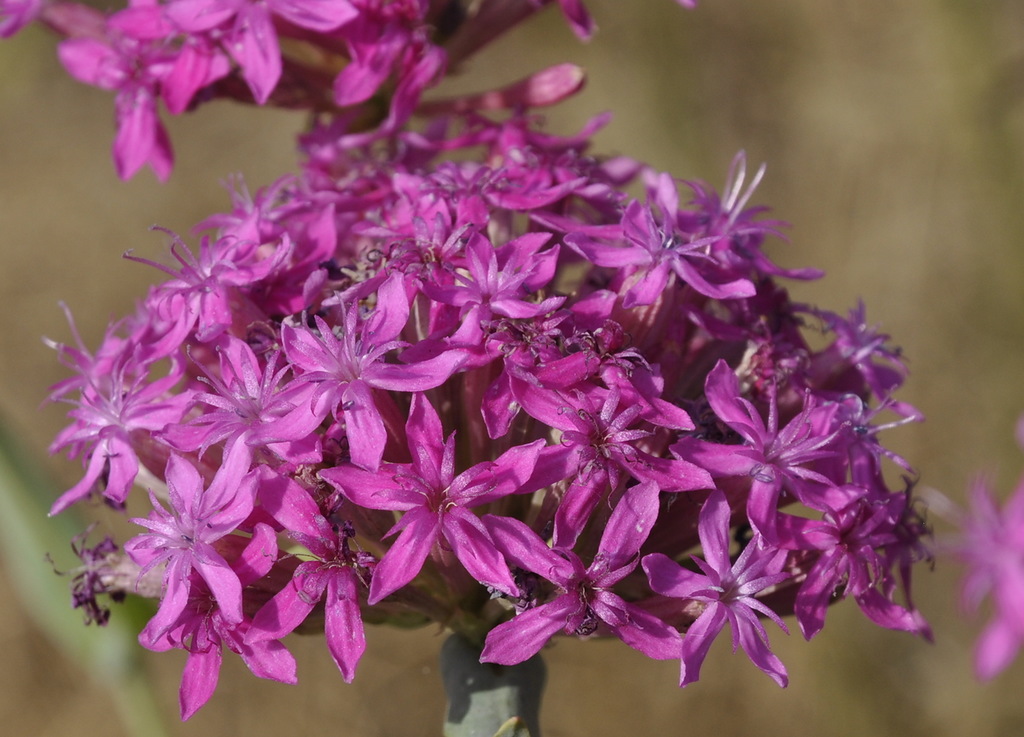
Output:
2 1 1024 734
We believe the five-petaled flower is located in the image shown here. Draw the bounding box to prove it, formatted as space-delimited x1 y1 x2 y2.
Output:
643 489 790 687
125 447 257 636
481 482 680 665
321 393 544 604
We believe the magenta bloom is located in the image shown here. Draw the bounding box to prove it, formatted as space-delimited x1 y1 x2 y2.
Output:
321 393 543 604
481 482 679 665
125 448 257 635
57 10 174 180
167 337 322 467
565 173 756 307
130 231 293 344
30 2 933 711
422 231 565 349
955 471 1024 679
776 491 929 641
671 360 842 542
282 274 466 471
643 489 790 687
48 343 191 515
809 300 910 402
249 470 373 682
519 383 711 546
138 523 295 720
164 0 358 104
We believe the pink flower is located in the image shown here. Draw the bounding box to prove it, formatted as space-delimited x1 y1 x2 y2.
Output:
481 481 679 665
321 393 544 604
671 360 843 542
167 337 323 466
955 470 1024 679
776 490 929 640
129 230 292 344
0 0 41 37
808 300 910 402
518 383 711 546
165 0 358 103
421 231 565 350
249 470 373 682
47 342 191 515
566 175 756 307
125 448 257 635
281 274 466 471
330 4 442 133
643 489 790 687
138 522 295 720
57 9 175 180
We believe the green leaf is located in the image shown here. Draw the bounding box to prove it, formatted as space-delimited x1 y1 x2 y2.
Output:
0 418 170 737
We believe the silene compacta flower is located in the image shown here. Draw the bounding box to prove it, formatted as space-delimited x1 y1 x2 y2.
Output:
14 0 932 722
945 415 1024 682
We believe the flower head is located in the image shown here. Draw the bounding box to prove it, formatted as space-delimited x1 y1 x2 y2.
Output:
32 4 931 712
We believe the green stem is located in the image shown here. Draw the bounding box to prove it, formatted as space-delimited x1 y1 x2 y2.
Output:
440 634 545 737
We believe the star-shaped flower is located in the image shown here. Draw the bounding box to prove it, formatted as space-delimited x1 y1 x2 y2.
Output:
643 489 790 687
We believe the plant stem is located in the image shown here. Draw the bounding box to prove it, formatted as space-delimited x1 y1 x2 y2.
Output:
440 633 545 737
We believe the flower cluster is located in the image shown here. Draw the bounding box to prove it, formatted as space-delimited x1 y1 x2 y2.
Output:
18 0 932 722
948 418 1024 680
6 0 692 180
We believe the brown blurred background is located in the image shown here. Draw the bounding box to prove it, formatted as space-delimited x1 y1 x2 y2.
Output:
3 1 1024 735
